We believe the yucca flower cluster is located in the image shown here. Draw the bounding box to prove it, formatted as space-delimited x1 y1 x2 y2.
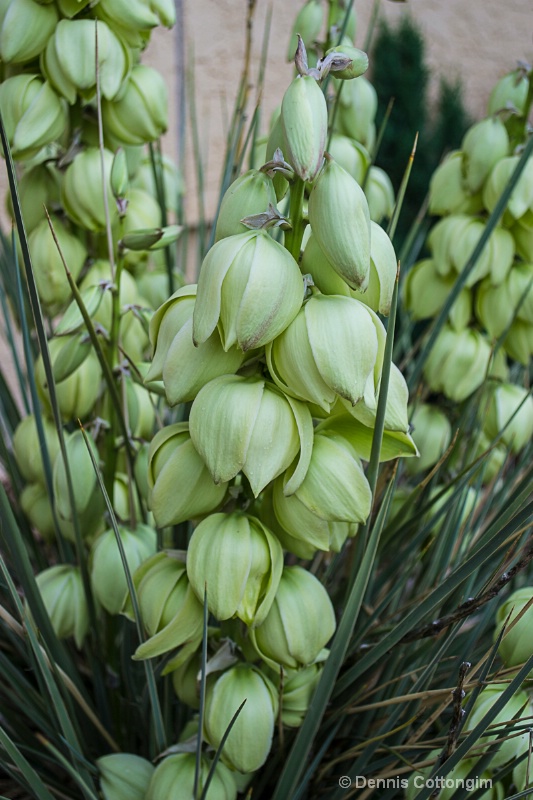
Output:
140 27 417 790
403 64 533 478
2 0 184 664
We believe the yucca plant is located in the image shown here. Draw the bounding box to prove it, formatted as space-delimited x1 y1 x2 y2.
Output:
0 1 532 799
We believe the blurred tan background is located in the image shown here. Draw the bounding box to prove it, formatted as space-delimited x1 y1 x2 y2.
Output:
144 0 533 223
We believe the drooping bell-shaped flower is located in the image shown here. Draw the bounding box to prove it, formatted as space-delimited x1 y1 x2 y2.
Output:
148 422 228 527
186 511 283 626
267 292 384 413
189 374 313 497
250 565 336 669
146 285 245 405
192 231 304 351
308 156 371 290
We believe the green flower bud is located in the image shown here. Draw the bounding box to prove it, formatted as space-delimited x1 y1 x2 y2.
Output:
327 134 369 184
406 403 452 475
50 334 92 384
264 111 290 201
404 258 472 331
433 216 515 287
27 215 87 316
512 220 533 262
335 76 377 150
125 380 155 440
467 684 531 767
425 484 478 539
204 663 278 773
98 754 154 800
271 474 357 553
250 565 336 669
122 188 163 241
35 564 89 647
488 68 530 116
52 430 102 527
35 341 101 421
308 156 371 290
351 220 397 315
461 117 510 193
90 524 157 615
186 512 283 626
12 414 60 486
112 472 142 524
287 427 372 523
428 151 484 216
483 155 533 225
20 483 56 542
120 223 181 252
364 165 395 224
215 169 277 241
119 306 151 364
332 363 413 443
264 663 322 727
0 74 67 160
484 383 533 454
189 374 313 497
502 314 533 363
474 433 508 485
424 326 497 402
287 0 324 60
110 148 129 201
131 153 184 214
193 230 303 351
131 553 204 671
79 259 144 331
325 45 368 80
253 486 318 559
146 753 236 800
171 649 201 709
124 551 189 635
300 234 351 297
41 19 130 104
147 422 228 527
103 65 167 147
57 0 97 17
96 0 175 36
8 162 61 234
0 0 58 63
61 148 118 232
147 285 245 405
280 75 327 183
266 293 384 412
476 262 533 340
428 215 471 278
495 588 533 672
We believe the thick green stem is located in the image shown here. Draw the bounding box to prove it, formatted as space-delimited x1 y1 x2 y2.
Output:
284 177 306 262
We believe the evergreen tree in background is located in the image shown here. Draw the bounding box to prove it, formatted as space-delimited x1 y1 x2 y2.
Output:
371 15 472 250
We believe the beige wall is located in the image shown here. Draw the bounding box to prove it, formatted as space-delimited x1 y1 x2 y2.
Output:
1 1 532 226
144 0 533 222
